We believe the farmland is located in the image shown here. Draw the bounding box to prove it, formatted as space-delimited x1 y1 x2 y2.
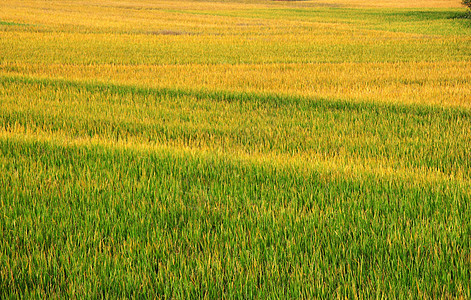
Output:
0 0 470 297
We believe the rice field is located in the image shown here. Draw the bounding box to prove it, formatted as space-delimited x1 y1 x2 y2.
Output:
0 0 470 298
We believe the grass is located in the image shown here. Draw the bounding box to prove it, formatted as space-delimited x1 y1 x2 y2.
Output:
0 0 470 298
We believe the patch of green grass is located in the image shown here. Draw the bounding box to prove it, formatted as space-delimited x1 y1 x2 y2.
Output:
1 138 470 298
200 7 471 35
0 20 28 26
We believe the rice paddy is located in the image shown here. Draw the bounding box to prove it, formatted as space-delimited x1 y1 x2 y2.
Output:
0 0 470 298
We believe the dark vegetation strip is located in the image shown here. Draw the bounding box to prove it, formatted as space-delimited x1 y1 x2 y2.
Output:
0 20 29 26
1 74 470 176
0 137 470 298
1 75 469 119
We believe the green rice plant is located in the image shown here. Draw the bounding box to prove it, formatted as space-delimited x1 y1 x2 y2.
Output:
1 0 470 297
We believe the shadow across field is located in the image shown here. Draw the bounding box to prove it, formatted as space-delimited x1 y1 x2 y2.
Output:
1 75 469 119
2 74 470 178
